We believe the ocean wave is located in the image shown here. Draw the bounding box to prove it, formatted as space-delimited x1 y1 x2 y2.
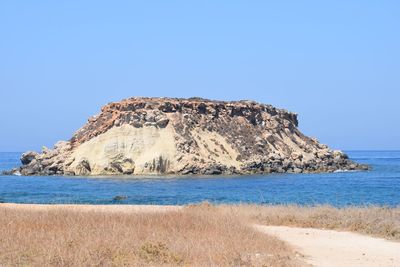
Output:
333 169 358 173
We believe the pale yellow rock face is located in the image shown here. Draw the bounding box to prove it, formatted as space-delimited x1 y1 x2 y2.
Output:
65 124 242 175
191 129 241 169
66 124 179 175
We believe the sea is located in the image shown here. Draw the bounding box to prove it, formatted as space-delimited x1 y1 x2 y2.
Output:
0 151 399 207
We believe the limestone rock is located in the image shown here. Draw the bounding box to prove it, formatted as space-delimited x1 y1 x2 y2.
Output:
11 97 369 176
75 159 91 176
20 151 39 165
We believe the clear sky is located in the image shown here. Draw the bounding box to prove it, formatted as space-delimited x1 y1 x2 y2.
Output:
0 1 399 152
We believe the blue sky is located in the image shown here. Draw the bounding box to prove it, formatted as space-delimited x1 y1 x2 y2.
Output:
0 1 399 151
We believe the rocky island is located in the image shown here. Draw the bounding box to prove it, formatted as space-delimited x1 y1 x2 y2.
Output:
8 97 368 176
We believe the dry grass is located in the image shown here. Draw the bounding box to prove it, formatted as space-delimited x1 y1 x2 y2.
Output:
2 203 398 267
0 204 303 267
218 204 400 240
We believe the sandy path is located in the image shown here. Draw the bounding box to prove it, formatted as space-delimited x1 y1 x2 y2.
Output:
255 225 400 267
0 203 182 213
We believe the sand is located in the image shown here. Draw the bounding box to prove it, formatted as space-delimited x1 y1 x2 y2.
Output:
256 225 400 267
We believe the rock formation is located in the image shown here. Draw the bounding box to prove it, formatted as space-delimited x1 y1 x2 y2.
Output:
8 97 368 176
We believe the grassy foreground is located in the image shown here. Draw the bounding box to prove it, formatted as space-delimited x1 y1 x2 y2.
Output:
1 203 399 267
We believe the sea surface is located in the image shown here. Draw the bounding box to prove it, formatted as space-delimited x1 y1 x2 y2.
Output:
0 151 399 207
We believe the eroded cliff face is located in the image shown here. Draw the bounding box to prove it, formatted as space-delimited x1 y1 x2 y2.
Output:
9 97 368 176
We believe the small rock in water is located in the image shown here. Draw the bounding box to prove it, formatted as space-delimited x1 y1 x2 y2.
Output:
113 195 128 201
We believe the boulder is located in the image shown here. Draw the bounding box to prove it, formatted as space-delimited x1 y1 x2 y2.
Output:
20 151 39 165
156 118 170 128
75 159 91 175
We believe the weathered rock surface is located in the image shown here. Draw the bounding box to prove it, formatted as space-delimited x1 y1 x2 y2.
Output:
8 97 369 176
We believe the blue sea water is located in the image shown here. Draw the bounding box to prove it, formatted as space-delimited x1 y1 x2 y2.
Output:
0 151 399 206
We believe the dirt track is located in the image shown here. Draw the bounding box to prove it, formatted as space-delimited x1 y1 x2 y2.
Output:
256 225 400 267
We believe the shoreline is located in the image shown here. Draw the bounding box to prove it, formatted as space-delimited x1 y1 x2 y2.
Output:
0 203 182 213
2 167 370 178
2 202 399 210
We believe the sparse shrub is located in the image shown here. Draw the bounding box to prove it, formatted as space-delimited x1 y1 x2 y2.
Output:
138 242 183 265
